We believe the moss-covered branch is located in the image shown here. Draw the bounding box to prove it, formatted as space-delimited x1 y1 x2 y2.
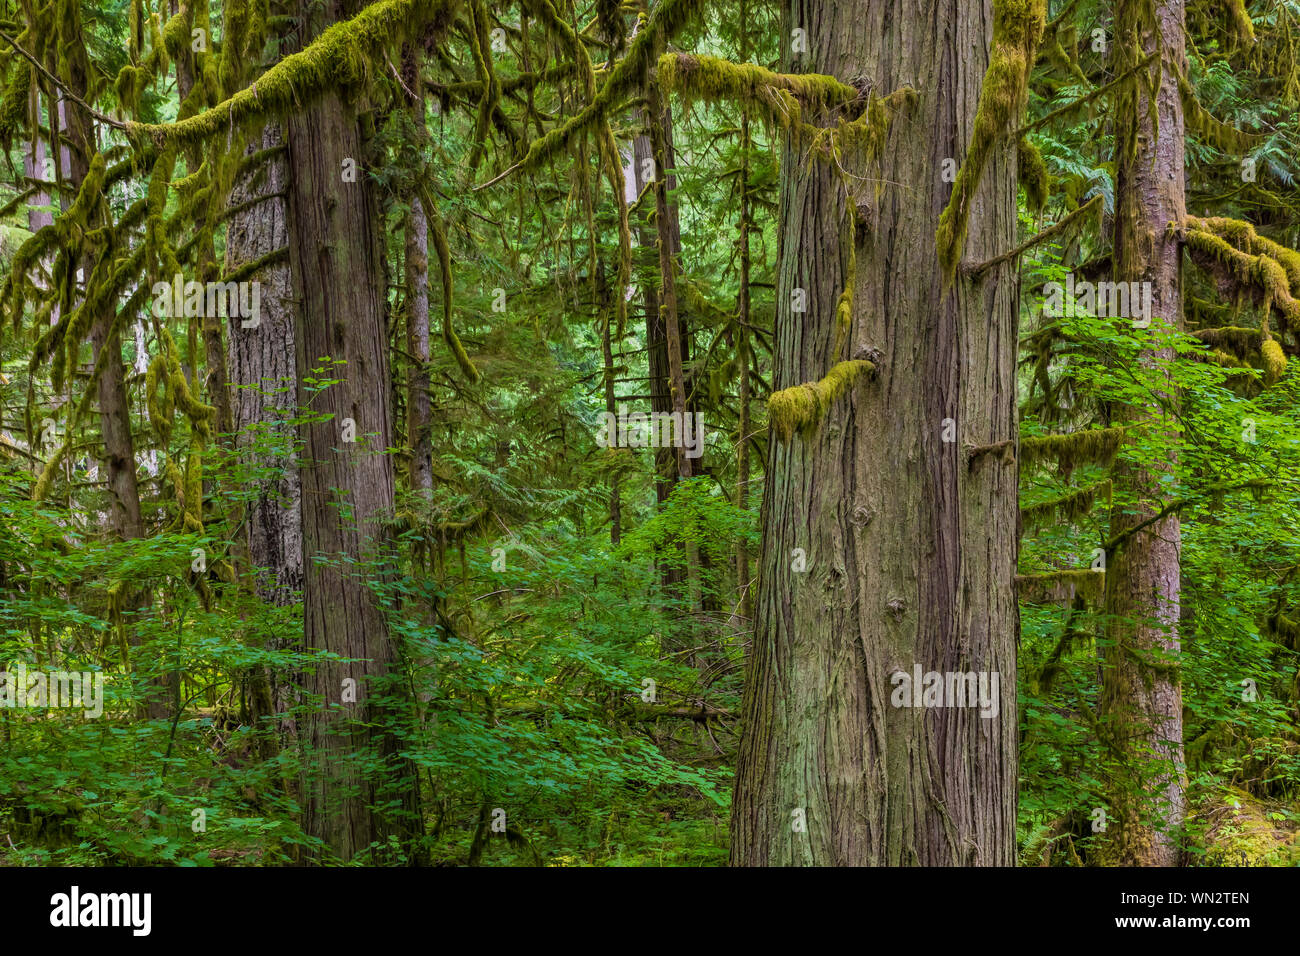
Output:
476 0 704 189
127 0 454 149
767 360 873 441
1020 425 1126 477
1183 215 1300 331
1021 478 1111 531
971 193 1101 276
656 52 860 128
1016 568 1104 605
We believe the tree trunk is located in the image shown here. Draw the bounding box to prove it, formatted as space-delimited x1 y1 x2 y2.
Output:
734 90 754 628
285 0 422 863
57 5 162 719
405 195 434 497
730 0 1020 865
1097 0 1187 867
226 120 302 740
632 105 695 502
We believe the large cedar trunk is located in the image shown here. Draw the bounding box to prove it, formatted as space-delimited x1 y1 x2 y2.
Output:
1097 0 1187 866
226 121 303 738
285 0 421 862
730 0 1020 865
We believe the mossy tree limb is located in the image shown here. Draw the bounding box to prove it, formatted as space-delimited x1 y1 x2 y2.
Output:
766 359 873 441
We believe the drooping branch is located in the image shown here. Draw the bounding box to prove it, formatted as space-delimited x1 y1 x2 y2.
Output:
656 52 862 128
127 0 455 149
475 0 705 190
1020 425 1126 477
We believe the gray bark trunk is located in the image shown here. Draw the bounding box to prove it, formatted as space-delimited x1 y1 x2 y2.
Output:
730 0 1020 866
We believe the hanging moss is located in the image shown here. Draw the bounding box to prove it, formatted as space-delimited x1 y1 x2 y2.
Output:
486 0 706 184
1184 216 1300 329
1192 325 1262 358
160 9 189 62
767 359 873 441
0 61 33 151
657 52 859 129
1016 568 1105 605
1021 478 1112 531
129 0 454 149
1261 337 1287 384
1179 71 1263 153
1224 0 1256 49
4 151 107 328
834 239 855 361
128 0 143 63
182 444 204 532
417 182 479 382
1273 612 1300 651
821 86 916 178
528 0 632 340
936 0 1047 284
1017 135 1049 213
1020 425 1125 477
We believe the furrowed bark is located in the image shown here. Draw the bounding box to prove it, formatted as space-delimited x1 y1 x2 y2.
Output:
226 119 302 744
730 0 1020 866
286 0 422 863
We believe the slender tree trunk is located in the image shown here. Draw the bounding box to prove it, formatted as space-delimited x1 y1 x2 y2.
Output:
57 4 163 719
598 263 622 544
730 0 1020 865
1097 0 1187 866
405 196 434 497
734 93 754 628
632 104 696 501
285 0 422 863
